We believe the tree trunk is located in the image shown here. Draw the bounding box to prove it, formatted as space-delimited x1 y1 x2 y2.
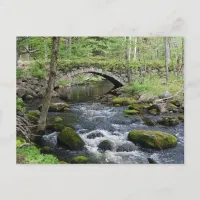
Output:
44 39 48 61
37 37 60 134
133 37 137 61
137 37 140 61
165 37 170 83
66 37 71 58
125 37 132 84
182 37 184 75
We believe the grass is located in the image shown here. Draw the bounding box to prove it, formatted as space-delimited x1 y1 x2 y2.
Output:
16 145 61 164
125 74 184 100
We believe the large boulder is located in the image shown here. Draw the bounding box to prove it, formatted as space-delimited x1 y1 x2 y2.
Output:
57 127 85 150
98 140 113 151
71 156 89 164
128 130 177 149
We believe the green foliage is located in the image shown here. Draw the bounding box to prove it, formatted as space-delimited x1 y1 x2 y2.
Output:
17 98 26 112
16 145 60 164
126 74 184 100
16 137 26 147
56 79 72 86
16 68 25 78
28 62 46 79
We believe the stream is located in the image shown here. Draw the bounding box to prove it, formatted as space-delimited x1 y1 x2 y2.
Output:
28 80 184 164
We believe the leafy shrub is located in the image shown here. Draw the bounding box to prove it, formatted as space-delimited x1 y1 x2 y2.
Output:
28 62 46 79
17 98 26 112
16 68 25 78
16 145 60 164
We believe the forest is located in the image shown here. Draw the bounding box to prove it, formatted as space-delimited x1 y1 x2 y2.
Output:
16 36 184 164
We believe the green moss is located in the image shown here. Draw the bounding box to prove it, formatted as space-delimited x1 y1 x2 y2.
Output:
149 109 158 115
71 156 88 164
55 117 63 123
168 103 178 108
128 103 144 111
140 115 155 126
57 127 85 150
40 146 53 154
178 115 184 121
26 110 40 124
16 145 60 164
128 130 177 149
158 116 179 126
113 98 136 106
123 110 139 115
114 104 121 107
48 103 70 112
16 136 26 147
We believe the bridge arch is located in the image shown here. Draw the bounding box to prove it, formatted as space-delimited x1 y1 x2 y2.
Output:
61 67 127 87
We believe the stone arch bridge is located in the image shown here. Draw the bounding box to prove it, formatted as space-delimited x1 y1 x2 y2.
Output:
59 67 132 87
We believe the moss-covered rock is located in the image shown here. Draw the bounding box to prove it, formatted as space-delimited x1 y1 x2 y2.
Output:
158 116 179 126
168 103 179 113
46 116 65 131
170 100 181 107
178 115 184 122
39 103 70 112
128 130 177 149
123 110 139 115
114 104 121 107
40 146 53 154
71 156 88 164
59 161 68 164
140 115 156 126
113 98 136 106
57 127 85 150
26 110 40 124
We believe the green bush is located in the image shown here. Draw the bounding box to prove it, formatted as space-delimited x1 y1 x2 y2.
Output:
16 68 25 78
16 145 60 164
28 62 46 79
17 98 26 112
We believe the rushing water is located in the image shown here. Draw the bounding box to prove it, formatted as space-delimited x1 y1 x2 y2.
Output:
36 80 184 164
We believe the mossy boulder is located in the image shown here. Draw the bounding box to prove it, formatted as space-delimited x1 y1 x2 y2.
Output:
123 110 139 115
39 103 70 112
57 127 85 150
128 103 143 111
71 156 89 164
128 130 177 149
40 146 53 154
168 103 178 113
170 100 181 107
178 115 184 121
98 140 113 151
158 116 179 126
147 104 161 115
26 110 40 124
113 98 136 106
46 116 66 131
140 115 156 126
114 104 121 107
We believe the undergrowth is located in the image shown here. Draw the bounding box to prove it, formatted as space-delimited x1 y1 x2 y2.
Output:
16 145 60 164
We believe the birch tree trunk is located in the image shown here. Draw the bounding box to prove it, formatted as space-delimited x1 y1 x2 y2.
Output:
133 37 137 61
37 37 60 134
125 37 132 84
65 37 71 58
182 37 184 75
165 37 170 83
44 39 48 61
